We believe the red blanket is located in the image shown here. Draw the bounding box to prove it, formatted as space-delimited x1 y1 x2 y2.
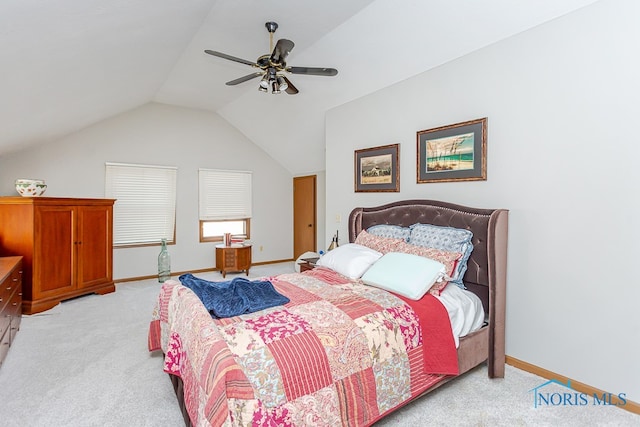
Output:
396 293 459 376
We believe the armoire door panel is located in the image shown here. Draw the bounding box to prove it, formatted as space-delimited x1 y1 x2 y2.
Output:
77 205 112 289
33 206 75 297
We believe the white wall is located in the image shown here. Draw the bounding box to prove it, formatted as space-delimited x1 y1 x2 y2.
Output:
326 0 639 402
0 102 294 279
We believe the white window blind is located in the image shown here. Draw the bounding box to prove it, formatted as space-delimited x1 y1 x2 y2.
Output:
199 169 252 220
105 162 177 246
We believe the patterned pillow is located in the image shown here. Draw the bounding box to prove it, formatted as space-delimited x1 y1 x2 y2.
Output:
367 224 411 241
408 223 473 288
355 230 405 254
395 241 461 295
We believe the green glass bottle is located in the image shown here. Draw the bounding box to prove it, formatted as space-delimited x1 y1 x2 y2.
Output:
158 238 171 283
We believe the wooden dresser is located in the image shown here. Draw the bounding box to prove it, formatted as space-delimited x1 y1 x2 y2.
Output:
0 197 115 314
0 256 23 367
215 244 252 278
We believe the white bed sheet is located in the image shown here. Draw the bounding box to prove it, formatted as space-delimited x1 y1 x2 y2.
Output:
435 284 485 348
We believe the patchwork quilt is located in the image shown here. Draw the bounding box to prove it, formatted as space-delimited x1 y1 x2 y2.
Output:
148 267 458 426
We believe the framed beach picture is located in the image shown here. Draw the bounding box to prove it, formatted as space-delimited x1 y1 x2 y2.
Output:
354 143 400 192
416 118 487 183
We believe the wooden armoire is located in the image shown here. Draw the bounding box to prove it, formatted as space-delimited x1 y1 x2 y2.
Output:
0 197 115 314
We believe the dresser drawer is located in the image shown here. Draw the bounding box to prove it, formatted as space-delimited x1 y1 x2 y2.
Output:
0 327 10 366
0 256 23 367
6 284 21 316
8 286 22 342
0 276 17 346
0 311 9 344
10 316 21 343
1 267 20 297
0 275 15 305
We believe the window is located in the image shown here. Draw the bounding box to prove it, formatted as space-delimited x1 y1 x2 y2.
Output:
199 168 252 242
105 162 177 247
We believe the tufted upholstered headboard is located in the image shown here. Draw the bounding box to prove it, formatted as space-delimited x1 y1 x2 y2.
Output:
348 199 508 366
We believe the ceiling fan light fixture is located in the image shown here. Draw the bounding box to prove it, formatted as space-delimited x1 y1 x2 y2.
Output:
276 75 288 91
271 80 281 94
259 75 270 88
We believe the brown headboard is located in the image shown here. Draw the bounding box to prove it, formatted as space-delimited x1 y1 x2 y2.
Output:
348 199 508 314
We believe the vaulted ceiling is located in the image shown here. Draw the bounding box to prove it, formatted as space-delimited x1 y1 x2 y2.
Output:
1 0 597 174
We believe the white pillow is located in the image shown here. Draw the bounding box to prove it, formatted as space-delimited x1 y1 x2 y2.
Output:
316 243 382 279
361 252 447 300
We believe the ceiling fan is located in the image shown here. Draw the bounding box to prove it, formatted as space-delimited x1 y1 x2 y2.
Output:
204 21 338 95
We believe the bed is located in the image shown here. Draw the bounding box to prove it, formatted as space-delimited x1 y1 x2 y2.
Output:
148 199 508 426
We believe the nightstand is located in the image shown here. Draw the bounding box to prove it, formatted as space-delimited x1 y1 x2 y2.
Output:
215 244 252 278
298 256 319 272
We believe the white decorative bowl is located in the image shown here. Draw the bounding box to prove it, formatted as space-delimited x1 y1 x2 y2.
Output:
15 180 47 197
15 178 44 185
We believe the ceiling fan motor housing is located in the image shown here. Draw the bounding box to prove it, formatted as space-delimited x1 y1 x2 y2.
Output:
265 22 278 33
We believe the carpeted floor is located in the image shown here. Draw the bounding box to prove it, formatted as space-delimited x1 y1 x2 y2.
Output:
0 262 637 426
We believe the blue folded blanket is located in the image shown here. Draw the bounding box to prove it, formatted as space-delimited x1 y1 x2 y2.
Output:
178 273 290 318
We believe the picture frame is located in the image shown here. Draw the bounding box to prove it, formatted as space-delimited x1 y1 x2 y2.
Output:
416 118 487 183
354 143 400 192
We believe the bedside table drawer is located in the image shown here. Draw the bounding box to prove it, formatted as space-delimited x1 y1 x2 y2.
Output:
224 252 236 267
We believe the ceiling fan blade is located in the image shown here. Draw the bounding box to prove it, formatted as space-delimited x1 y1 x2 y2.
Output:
287 66 338 76
282 76 299 95
226 72 263 86
270 39 295 65
204 50 257 67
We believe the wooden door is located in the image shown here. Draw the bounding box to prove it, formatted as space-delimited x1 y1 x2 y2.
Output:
76 204 113 289
33 205 75 298
293 175 317 259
